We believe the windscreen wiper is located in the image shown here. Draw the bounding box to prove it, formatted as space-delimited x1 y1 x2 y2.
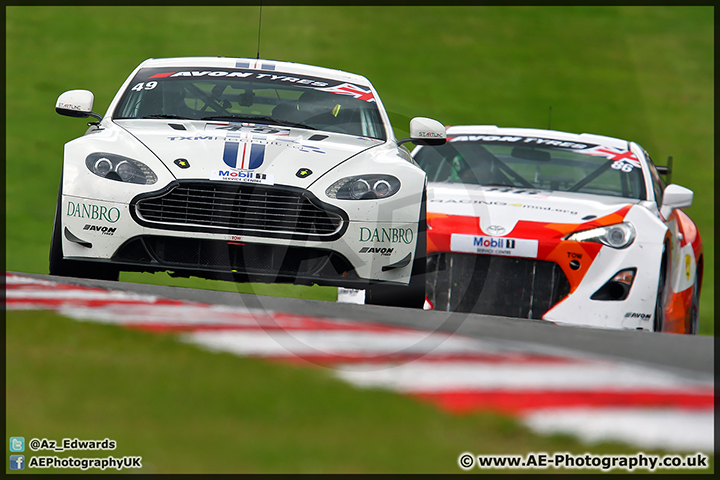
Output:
201 115 317 130
141 114 195 120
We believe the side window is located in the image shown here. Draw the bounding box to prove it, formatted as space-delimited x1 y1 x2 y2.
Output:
645 152 666 208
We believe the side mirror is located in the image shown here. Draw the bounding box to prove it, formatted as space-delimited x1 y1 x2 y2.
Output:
660 184 693 218
398 117 446 146
56 90 102 121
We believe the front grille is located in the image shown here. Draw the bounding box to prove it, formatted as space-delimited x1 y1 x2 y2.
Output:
426 253 571 319
133 182 344 239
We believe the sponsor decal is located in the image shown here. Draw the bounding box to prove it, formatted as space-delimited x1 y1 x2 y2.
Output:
429 198 577 215
624 312 652 320
685 254 692 281
168 135 220 141
147 70 329 87
296 168 313 178
210 170 274 185
66 201 120 223
83 224 117 236
448 135 590 149
417 131 444 138
57 102 84 111
450 234 539 258
359 246 394 256
174 158 190 169
297 144 325 154
359 227 414 245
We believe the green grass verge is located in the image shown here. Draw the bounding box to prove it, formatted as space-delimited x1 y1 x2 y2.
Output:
5 6 712 334
7 310 713 474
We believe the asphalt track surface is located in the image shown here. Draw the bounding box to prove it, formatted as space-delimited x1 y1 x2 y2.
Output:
14 272 713 381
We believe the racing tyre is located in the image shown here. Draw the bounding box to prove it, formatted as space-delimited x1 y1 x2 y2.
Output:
365 190 427 309
653 243 669 333
686 276 700 335
49 179 120 281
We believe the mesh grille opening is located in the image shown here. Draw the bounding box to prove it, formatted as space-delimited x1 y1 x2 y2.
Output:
426 252 571 319
134 182 343 238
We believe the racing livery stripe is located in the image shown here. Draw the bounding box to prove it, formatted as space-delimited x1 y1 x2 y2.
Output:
5 273 713 452
222 139 266 169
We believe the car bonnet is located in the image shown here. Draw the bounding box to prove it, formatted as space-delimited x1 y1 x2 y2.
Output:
115 120 384 188
427 182 639 235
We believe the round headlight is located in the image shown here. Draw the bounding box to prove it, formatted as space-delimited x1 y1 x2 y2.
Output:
373 179 392 197
606 226 628 248
115 161 136 181
350 179 371 199
94 158 112 176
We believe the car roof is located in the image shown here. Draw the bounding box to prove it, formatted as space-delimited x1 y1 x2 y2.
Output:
137 57 372 86
445 125 630 150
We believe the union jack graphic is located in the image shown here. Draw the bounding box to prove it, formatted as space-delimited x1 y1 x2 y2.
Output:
582 146 642 168
316 83 376 103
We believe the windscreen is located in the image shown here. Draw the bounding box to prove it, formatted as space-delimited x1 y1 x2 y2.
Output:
113 67 387 140
414 134 646 200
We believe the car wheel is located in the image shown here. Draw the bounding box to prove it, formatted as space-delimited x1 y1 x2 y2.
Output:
653 243 669 333
49 179 120 282
686 276 700 334
365 190 427 309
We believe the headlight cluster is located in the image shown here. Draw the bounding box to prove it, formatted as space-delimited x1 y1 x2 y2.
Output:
326 175 401 200
565 222 636 249
85 152 157 185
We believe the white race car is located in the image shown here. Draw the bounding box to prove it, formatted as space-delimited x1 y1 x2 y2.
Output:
51 57 446 308
412 126 703 333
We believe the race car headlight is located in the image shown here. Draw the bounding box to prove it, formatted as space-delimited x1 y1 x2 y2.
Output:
565 222 636 249
85 153 158 185
326 175 401 200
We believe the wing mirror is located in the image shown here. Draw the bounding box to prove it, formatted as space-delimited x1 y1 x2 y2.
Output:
660 184 693 218
56 90 102 121
398 117 446 146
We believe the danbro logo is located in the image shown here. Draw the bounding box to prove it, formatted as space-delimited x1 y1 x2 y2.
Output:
67 201 120 223
359 227 414 245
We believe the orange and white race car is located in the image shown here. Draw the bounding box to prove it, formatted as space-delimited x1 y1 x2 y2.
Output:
411 126 703 334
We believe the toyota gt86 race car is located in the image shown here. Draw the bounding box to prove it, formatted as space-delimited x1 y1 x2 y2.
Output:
51 57 446 307
412 126 703 333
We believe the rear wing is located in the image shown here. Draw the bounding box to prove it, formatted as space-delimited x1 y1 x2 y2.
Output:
656 156 673 184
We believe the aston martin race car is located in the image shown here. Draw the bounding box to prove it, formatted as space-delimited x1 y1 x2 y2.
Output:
50 56 446 307
411 126 703 333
